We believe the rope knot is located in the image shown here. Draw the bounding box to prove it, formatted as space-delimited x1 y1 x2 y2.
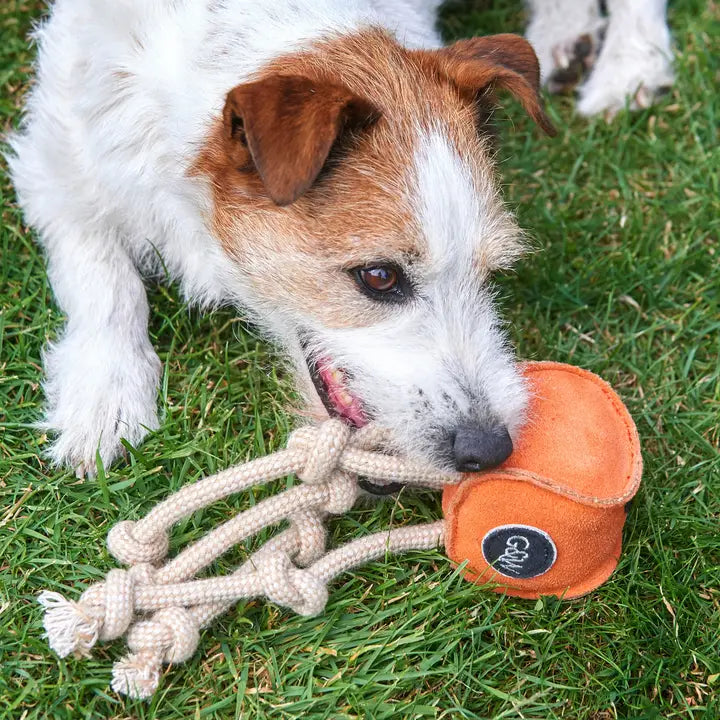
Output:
323 473 359 515
107 520 170 566
261 551 328 616
113 606 201 698
99 564 155 641
128 606 200 664
38 564 154 658
96 568 138 640
289 510 327 567
289 420 352 484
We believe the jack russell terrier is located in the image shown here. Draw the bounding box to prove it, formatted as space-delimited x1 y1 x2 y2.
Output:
8 0 673 477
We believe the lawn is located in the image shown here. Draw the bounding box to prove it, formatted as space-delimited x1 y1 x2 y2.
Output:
1 1 718 718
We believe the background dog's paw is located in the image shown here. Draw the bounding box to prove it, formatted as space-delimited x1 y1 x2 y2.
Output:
42 335 161 475
526 2 607 88
577 7 674 118
546 32 604 95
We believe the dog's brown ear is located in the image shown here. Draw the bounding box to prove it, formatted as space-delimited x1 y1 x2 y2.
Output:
418 34 556 136
223 75 379 205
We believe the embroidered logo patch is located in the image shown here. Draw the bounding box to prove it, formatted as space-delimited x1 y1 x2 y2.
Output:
481 524 557 580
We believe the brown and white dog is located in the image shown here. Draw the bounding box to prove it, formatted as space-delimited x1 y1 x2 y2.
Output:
8 0 672 477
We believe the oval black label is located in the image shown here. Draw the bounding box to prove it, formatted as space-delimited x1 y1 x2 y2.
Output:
481 524 557 580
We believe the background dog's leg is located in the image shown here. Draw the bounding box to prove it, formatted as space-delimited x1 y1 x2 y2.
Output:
525 0 607 93
38 227 161 476
577 0 674 117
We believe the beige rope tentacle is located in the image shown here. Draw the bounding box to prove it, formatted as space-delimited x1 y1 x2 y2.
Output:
105 420 350 568
39 422 358 658
38 419 459 698
105 450 301 566
152 479 354 585
114 520 447 616
42 476 356 658
107 521 447 618
110 520 445 699
123 518 444 629
311 520 446 583
111 514 326 699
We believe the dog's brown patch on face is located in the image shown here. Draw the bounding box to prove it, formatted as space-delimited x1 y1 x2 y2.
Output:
193 30 551 329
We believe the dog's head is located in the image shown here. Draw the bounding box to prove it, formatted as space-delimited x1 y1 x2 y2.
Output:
197 30 555 471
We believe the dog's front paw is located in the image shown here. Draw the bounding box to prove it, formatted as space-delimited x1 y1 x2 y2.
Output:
41 334 161 475
577 10 674 118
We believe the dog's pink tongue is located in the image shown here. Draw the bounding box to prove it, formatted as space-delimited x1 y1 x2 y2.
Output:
318 362 367 428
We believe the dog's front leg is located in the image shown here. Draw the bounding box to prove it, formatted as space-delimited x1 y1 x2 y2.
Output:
40 226 161 476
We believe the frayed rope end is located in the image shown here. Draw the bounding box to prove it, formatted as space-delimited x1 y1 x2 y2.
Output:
38 590 99 659
111 650 163 699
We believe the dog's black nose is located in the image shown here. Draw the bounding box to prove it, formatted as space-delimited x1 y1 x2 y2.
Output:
453 424 513 472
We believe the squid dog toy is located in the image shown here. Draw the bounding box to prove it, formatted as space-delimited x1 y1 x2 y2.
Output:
39 361 641 699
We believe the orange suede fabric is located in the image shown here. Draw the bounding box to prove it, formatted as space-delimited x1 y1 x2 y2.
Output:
443 362 642 599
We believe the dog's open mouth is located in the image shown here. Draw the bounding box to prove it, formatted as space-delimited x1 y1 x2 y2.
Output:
307 356 368 428
305 353 404 496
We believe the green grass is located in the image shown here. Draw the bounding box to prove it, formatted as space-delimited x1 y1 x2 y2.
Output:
1 1 718 718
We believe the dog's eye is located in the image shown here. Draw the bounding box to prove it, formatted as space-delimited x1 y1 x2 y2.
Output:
360 266 397 291
352 265 410 302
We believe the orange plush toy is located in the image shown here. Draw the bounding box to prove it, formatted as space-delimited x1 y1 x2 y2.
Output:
442 361 643 600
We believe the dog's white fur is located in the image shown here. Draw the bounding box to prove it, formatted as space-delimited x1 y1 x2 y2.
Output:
305 128 528 463
8 0 673 473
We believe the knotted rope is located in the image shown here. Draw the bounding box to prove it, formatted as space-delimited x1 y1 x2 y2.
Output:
39 420 457 699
